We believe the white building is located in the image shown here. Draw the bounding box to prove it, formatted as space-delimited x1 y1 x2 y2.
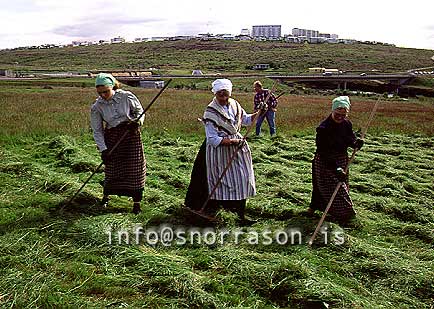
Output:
241 28 250 36
252 25 281 39
319 33 338 39
134 38 149 43
235 34 252 41
150 37 168 41
111 36 126 44
292 28 319 38
197 33 214 40
309 37 326 44
72 40 91 47
283 35 300 43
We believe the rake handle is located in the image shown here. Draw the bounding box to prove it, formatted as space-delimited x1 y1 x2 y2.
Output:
308 97 381 246
198 82 278 213
61 79 172 210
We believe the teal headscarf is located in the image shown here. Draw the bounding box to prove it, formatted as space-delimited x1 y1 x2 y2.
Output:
332 96 351 111
95 73 116 87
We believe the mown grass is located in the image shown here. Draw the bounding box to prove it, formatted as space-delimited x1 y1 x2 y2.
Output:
0 84 433 308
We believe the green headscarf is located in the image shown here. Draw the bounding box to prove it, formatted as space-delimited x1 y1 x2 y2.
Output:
332 96 351 111
95 73 116 87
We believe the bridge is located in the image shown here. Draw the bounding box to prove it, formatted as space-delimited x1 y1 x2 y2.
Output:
116 73 416 92
266 73 415 84
117 73 415 82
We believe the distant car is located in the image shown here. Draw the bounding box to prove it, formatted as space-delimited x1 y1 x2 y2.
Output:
360 73 367 76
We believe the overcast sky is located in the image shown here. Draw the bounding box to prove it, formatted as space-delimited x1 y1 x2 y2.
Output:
1 0 433 50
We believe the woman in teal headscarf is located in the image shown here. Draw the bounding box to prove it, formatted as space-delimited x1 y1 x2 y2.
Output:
90 73 146 214
308 96 364 223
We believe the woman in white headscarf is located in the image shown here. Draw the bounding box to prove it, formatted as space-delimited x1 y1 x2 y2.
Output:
185 79 258 225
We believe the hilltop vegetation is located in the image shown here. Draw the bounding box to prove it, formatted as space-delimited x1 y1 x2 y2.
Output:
1 40 434 73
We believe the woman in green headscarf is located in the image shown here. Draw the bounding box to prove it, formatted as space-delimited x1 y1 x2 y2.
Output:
90 73 146 214
308 96 364 223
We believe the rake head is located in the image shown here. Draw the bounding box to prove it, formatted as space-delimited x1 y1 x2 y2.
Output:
183 206 219 223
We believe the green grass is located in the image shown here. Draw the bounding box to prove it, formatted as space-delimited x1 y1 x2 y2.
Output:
1 40 433 74
0 85 433 308
1 85 432 137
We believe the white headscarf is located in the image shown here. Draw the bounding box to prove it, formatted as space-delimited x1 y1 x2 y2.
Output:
211 79 233 96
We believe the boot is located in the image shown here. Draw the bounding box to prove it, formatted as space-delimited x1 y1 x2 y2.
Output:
236 201 257 226
101 196 109 208
132 202 141 214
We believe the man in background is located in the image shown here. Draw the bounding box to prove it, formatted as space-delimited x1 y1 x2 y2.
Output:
253 80 278 137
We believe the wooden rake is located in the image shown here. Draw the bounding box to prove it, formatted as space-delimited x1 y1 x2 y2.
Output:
186 82 278 222
307 96 381 246
60 79 172 211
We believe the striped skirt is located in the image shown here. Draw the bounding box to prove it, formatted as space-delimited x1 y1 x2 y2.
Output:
103 123 146 201
206 133 256 200
310 153 355 221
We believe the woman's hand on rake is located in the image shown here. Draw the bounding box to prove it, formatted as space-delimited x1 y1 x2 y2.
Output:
101 149 111 164
221 138 243 146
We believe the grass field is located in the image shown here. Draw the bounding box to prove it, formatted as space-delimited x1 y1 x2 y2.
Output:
0 83 433 308
1 40 434 74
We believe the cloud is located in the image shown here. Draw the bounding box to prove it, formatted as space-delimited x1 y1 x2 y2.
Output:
2 0 39 13
51 15 163 39
173 21 222 36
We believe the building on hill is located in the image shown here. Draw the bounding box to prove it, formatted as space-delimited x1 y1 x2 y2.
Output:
197 33 214 40
150 37 168 41
111 36 126 44
292 28 319 38
283 35 301 43
309 37 327 44
235 34 252 41
215 34 234 40
253 63 270 70
240 28 250 36
252 25 281 39
134 38 149 43
0 69 13 77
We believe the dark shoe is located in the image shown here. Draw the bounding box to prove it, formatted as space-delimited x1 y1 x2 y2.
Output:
306 207 315 216
238 217 257 227
101 196 109 208
132 203 142 214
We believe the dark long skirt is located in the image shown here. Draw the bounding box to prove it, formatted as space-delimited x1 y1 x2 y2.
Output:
310 153 355 221
185 139 209 211
103 123 146 202
185 139 246 217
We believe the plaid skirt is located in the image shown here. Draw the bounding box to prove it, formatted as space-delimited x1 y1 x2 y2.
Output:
310 153 355 221
103 123 146 201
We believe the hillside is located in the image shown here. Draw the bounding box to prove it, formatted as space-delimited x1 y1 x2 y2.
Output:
1 40 434 74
